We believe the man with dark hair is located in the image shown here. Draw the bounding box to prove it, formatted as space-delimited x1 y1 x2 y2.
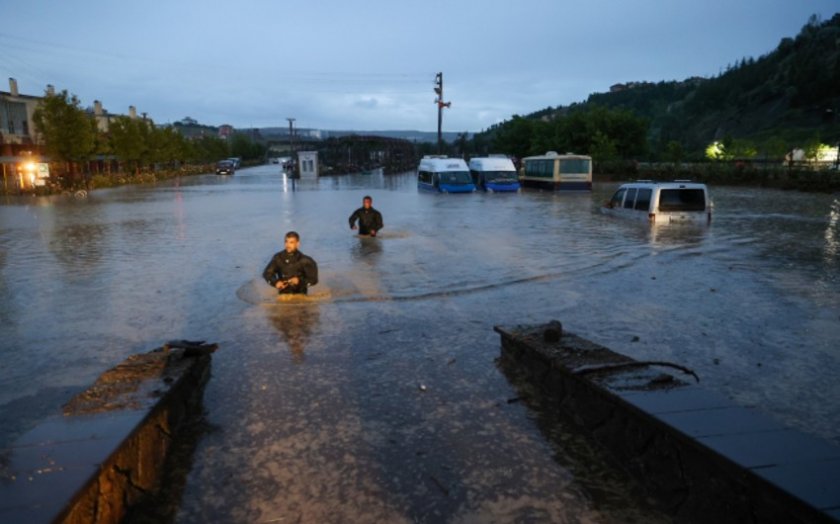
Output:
262 231 319 294
349 195 384 236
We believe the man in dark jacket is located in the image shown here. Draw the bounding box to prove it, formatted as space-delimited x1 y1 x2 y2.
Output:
263 231 318 294
349 195 384 236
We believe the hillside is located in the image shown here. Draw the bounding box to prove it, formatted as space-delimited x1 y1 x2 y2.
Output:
489 14 840 160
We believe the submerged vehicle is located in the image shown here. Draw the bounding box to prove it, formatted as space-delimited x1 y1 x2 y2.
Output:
215 160 235 175
468 156 520 192
520 151 592 191
602 180 712 224
417 156 476 193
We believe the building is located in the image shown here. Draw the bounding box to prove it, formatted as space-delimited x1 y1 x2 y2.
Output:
218 124 234 139
0 78 44 156
87 101 143 132
297 151 318 177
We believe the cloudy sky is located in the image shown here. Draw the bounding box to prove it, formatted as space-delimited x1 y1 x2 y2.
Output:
1 0 837 132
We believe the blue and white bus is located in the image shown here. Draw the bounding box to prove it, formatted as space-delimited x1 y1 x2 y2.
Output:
468 156 520 192
520 151 592 191
417 156 476 193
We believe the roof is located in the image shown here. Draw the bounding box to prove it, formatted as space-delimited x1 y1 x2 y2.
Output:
0 90 42 101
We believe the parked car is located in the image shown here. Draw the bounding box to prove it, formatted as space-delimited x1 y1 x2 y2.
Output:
601 180 712 224
216 160 235 175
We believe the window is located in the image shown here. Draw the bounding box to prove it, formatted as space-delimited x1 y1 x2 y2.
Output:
484 170 517 182
658 189 706 211
418 170 433 184
440 171 471 184
609 188 626 208
634 188 652 211
558 158 590 174
525 160 554 178
1 101 27 135
623 188 637 209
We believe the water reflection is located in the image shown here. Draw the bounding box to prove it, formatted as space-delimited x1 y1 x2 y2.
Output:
350 235 383 264
267 302 321 363
824 198 840 263
48 223 109 277
646 223 710 248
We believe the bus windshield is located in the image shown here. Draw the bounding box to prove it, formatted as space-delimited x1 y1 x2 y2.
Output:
439 171 472 185
484 170 518 182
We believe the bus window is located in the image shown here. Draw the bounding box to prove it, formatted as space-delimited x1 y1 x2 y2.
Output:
558 158 590 173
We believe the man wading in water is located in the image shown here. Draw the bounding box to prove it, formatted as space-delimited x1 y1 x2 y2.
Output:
262 231 319 295
349 195 384 236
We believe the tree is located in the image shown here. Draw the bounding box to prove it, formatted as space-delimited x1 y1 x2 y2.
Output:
109 116 148 174
590 131 618 162
664 140 684 166
32 89 95 170
454 132 470 157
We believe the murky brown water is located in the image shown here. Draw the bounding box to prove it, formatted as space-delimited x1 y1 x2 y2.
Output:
1 165 839 522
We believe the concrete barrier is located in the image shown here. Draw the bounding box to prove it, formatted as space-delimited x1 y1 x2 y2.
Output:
0 340 216 524
495 322 840 523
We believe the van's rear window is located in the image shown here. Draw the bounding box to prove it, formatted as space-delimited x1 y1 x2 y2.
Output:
658 189 706 211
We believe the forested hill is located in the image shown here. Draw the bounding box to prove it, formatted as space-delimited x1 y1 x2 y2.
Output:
494 14 840 160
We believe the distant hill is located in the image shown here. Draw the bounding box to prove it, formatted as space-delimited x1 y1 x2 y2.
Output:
322 130 466 143
489 13 840 159
250 127 464 144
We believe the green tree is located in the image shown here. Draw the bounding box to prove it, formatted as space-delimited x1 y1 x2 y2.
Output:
192 135 230 162
32 89 95 170
664 140 684 166
589 130 618 161
108 116 148 174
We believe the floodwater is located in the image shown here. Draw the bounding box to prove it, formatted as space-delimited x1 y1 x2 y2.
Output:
1 165 839 522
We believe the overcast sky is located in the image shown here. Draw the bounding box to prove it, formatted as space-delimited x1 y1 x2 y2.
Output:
1 0 838 132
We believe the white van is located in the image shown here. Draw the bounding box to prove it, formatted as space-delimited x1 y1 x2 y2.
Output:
468 156 520 192
417 156 476 193
602 181 712 224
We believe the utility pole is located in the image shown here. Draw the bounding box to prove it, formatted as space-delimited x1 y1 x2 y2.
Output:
286 117 296 174
434 72 451 154
286 117 296 154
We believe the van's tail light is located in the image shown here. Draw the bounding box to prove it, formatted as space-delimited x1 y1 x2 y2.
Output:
648 213 656 223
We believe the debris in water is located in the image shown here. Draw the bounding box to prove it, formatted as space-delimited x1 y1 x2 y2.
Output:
543 320 563 342
418 384 427 392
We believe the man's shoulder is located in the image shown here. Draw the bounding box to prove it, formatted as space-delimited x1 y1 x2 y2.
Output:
298 251 317 263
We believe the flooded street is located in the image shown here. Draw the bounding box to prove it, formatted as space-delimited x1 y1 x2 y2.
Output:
2 165 839 522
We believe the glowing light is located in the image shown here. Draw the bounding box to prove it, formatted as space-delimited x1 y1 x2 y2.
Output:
705 141 725 160
816 144 839 163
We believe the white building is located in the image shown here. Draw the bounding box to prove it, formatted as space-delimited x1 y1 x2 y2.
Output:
298 151 318 178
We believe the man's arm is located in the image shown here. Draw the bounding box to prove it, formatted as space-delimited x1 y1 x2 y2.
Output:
374 210 384 231
262 255 281 286
348 209 359 229
302 256 319 287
